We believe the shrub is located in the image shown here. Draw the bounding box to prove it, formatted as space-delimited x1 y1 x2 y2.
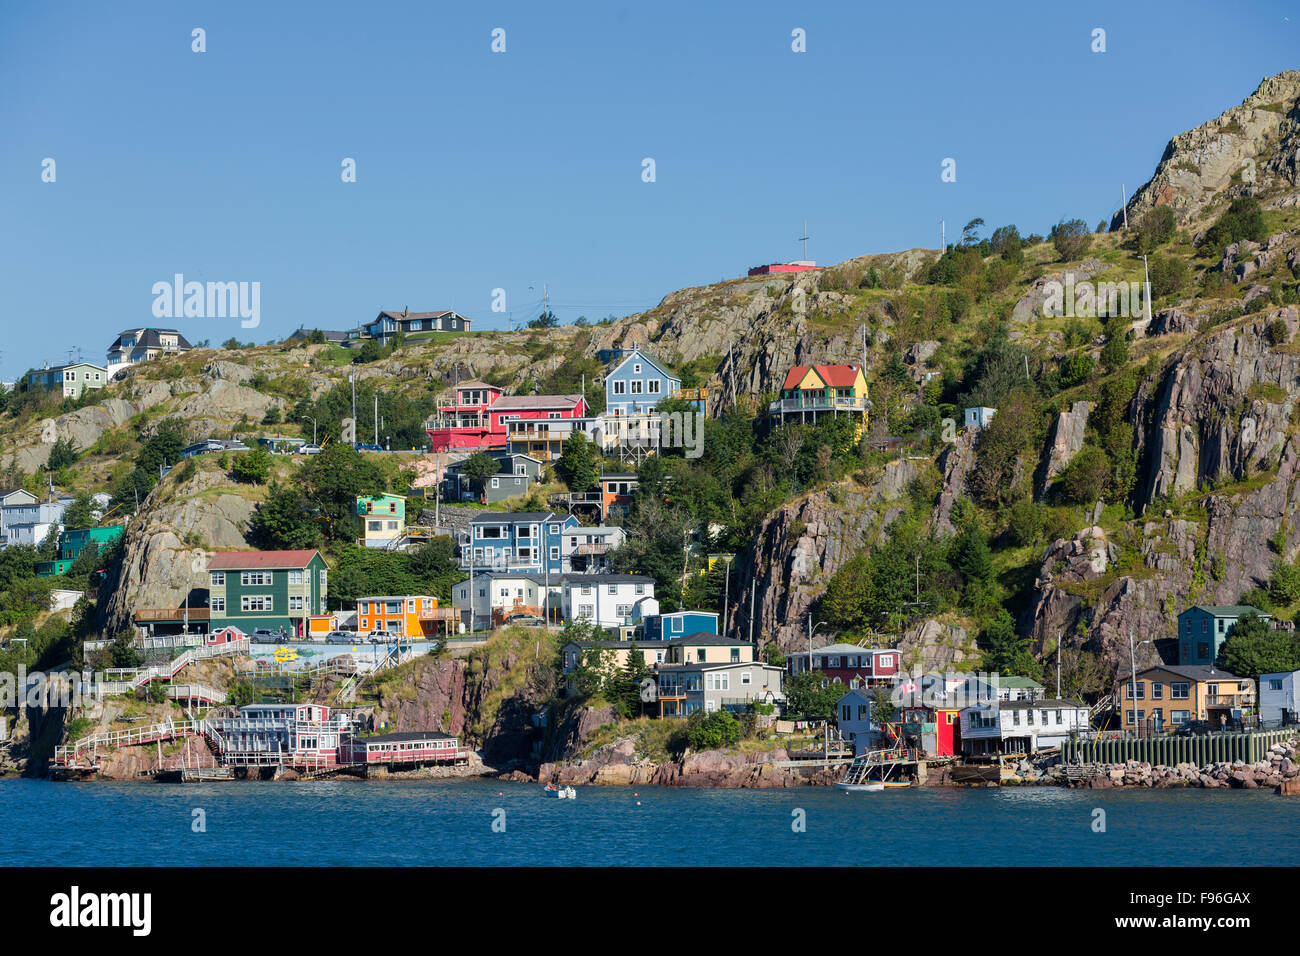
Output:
1050 218 1092 261
1134 206 1177 253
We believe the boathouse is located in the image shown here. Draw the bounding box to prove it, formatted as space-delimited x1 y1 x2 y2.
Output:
341 731 467 766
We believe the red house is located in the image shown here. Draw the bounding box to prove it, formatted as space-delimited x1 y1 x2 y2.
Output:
789 643 900 687
747 261 822 276
426 382 589 453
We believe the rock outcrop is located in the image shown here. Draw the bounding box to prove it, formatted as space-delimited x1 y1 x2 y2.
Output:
1113 70 1300 229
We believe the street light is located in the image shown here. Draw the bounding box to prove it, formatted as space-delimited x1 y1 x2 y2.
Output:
1127 629 1154 735
806 617 831 675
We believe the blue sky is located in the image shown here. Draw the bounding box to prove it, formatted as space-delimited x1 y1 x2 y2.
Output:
1 0 1296 376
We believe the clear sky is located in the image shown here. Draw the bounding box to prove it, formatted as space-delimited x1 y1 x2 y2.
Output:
1 0 1296 376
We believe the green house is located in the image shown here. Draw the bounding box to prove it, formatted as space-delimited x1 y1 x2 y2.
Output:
1177 605 1271 666
35 525 125 576
206 549 329 636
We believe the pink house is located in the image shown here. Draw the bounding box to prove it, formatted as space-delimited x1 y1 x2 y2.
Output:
426 382 589 453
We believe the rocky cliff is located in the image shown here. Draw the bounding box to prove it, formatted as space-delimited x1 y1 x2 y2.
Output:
1113 70 1300 229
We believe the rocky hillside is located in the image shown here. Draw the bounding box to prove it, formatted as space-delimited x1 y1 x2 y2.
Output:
1113 70 1300 230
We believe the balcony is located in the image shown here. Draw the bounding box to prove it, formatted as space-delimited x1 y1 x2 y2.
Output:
573 542 612 556
769 395 870 415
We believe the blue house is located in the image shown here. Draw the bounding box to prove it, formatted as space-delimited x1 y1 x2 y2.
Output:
463 511 579 576
604 346 681 417
642 610 720 642
1177 605 1271 666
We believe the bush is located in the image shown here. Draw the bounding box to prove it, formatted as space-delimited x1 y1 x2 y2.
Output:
1007 499 1045 546
230 446 272 484
1059 353 1094 388
683 709 741 751
1148 255 1190 298
1134 206 1177 253
1050 218 1092 261
1057 446 1111 504
1203 196 1266 255
1270 318 1290 345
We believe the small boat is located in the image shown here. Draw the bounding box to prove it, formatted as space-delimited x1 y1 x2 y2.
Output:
835 782 885 792
543 783 576 799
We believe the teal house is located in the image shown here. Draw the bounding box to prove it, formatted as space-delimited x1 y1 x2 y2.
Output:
35 526 125 576
1177 605 1271 665
207 549 329 637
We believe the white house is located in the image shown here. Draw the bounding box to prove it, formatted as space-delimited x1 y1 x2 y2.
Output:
452 571 559 631
561 525 626 573
560 573 656 631
959 699 1090 755
1260 671 1300 726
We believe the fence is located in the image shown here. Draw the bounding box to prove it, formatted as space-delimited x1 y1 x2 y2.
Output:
1062 728 1295 766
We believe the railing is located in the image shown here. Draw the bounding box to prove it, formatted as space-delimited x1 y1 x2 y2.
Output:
54 717 205 767
769 396 869 413
573 542 611 555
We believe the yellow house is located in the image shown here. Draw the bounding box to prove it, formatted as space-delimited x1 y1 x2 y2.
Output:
560 634 755 695
1122 665 1256 733
769 364 870 438
357 595 457 639
357 494 406 549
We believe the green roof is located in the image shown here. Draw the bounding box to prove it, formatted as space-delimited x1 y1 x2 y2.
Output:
1183 605 1270 618
998 676 1044 688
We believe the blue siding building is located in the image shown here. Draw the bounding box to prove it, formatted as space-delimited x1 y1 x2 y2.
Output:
463 511 579 576
642 610 720 641
1177 605 1271 665
604 346 681 417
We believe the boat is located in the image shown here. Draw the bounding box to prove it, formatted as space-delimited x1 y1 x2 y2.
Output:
542 783 576 799
836 745 917 790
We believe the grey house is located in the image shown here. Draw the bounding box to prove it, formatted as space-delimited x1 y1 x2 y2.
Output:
655 660 786 717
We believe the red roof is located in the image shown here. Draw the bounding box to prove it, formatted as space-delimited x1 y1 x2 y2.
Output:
781 364 862 390
208 550 321 570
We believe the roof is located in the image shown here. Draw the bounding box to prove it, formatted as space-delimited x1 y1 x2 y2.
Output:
357 595 436 603
998 676 1045 689
377 310 460 322
354 731 458 745
1137 664 1250 683
110 328 193 350
809 643 893 656
490 394 584 411
562 573 655 585
601 472 639 480
1181 605 1269 618
454 379 500 391
32 361 108 374
780 364 863 391
997 698 1087 710
607 346 680 383
207 549 322 570
667 633 749 646
458 570 551 586
469 511 559 523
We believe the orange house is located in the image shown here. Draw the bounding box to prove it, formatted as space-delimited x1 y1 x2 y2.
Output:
356 595 456 639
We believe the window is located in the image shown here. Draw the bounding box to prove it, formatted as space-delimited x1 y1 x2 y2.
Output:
741 672 751 685
210 597 225 613
613 381 626 395
630 380 643 394
210 571 225 586
730 648 740 663
289 596 304 611
633 363 642 374
648 380 660 394
241 595 273 612
1171 710 1191 725
634 584 645 595
549 546 559 560
241 571 272 586
1151 682 1163 700
1126 709 1145 725
319 569 327 591
491 478 499 489
1270 679 1283 691
608 585 617 595
1125 681 1145 699
1170 682 1189 700
578 605 593 619
616 604 632 618
1197 642 1210 659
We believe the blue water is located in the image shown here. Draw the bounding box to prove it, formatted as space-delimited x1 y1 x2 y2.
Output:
2 778 1296 866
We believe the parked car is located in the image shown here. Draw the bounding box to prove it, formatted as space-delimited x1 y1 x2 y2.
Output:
251 628 287 643
1175 720 1216 736
353 442 383 452
325 631 358 645
297 444 322 455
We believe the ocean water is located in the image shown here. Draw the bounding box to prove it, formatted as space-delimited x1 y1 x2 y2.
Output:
1 778 1295 866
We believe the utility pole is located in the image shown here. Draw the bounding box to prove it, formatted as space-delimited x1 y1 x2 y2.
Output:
1121 184 1129 230
468 530 475 642
797 219 809 260
350 372 356 445
1142 254 1153 325
1128 628 1139 735
374 391 379 445
940 219 945 252
748 581 756 649
722 556 731 637
1056 630 1062 698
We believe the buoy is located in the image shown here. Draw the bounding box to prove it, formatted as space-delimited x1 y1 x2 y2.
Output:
636 801 641 806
